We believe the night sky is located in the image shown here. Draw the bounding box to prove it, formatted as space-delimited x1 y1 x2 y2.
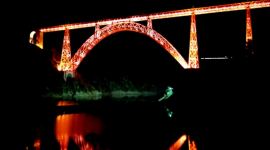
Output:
5 0 270 149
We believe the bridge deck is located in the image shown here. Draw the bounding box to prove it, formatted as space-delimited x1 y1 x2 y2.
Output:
39 1 270 32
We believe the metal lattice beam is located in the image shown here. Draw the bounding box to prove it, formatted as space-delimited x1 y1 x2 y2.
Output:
58 28 71 71
246 6 253 44
188 12 199 69
67 22 189 71
39 1 270 32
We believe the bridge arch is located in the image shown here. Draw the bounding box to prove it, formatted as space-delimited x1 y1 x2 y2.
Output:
69 22 189 71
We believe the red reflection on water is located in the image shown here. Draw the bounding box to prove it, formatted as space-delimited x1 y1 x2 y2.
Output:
169 134 187 150
55 113 103 150
57 101 77 106
33 138 40 150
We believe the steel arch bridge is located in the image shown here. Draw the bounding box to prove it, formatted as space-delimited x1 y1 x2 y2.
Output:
29 1 270 79
70 21 190 70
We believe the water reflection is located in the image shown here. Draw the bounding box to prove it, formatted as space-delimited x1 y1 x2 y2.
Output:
55 113 103 150
57 101 78 106
26 99 205 150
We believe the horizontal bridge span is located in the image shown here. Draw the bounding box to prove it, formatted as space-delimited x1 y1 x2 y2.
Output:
40 1 270 32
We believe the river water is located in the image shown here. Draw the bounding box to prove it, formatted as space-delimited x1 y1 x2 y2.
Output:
18 97 208 150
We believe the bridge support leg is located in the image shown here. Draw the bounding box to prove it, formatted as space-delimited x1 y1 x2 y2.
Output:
31 31 43 49
147 17 152 29
64 71 76 81
246 6 254 55
95 23 101 39
246 6 253 45
58 28 72 71
188 12 199 68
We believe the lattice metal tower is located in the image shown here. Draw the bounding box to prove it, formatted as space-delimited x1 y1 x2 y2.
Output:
188 12 199 68
59 28 71 71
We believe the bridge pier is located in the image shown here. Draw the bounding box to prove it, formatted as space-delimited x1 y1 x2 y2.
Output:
246 6 253 45
58 28 71 71
188 12 199 68
29 30 43 49
147 17 152 29
95 23 101 39
245 6 254 57
64 71 76 81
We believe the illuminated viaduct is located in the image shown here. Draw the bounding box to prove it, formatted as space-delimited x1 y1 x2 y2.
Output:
30 1 270 79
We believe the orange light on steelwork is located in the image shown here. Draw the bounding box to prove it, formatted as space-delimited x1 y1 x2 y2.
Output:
169 134 187 150
188 12 199 68
58 28 71 71
246 6 253 44
29 31 36 44
36 0 270 73
34 31 43 49
68 22 189 71
39 1 270 32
